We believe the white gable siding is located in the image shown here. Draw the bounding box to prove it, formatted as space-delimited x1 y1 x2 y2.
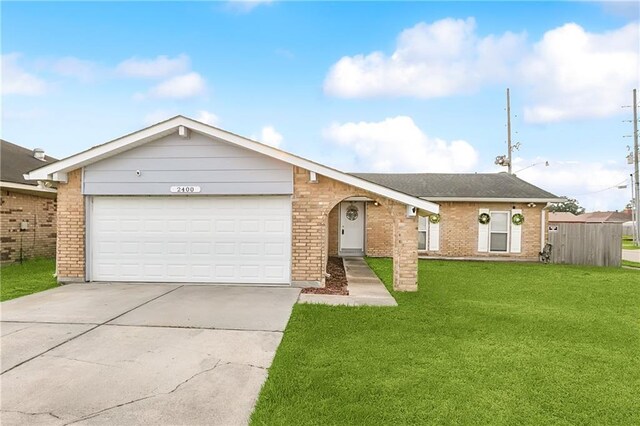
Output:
83 132 293 195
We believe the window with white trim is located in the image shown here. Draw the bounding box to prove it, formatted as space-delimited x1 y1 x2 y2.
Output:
418 215 427 250
489 211 509 252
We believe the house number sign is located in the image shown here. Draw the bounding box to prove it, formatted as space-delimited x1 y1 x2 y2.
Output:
170 186 201 193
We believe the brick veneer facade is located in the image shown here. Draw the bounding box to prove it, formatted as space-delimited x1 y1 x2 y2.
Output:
422 202 545 259
293 166 419 291
51 166 423 290
329 200 546 261
56 169 85 281
0 189 56 263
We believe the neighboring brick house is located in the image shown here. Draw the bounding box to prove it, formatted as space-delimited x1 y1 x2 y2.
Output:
25 116 438 291
345 173 563 261
1 140 57 263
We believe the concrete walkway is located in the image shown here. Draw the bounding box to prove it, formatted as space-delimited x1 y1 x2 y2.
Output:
622 249 640 263
298 257 397 307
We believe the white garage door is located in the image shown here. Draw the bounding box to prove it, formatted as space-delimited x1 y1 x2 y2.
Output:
90 196 291 284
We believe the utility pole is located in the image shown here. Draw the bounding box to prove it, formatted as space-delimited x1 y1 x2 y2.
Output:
506 88 513 174
633 89 639 246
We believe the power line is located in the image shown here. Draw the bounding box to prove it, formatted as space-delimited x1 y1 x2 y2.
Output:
569 179 629 196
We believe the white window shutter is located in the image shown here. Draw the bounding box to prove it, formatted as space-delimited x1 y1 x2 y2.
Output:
478 208 489 252
428 221 440 251
510 208 522 253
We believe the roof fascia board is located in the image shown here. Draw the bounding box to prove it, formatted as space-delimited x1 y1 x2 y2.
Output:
25 116 439 213
25 121 181 180
183 119 439 213
421 197 566 203
0 181 57 194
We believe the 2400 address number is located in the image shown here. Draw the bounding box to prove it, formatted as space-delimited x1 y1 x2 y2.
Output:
170 186 201 193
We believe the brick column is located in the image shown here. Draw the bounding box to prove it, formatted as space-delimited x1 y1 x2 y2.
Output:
392 205 419 291
56 169 85 282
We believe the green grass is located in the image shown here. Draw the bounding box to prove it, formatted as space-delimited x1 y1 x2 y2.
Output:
622 235 640 250
252 259 640 425
1 258 58 301
622 260 640 268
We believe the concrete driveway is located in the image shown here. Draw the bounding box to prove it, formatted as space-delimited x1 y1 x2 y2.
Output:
0 284 300 425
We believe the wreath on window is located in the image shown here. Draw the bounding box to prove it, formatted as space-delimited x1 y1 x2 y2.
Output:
429 214 441 224
478 213 491 224
512 213 525 226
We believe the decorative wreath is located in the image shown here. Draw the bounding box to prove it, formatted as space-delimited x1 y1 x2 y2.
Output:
512 213 525 226
345 205 359 221
429 214 441 224
478 213 491 224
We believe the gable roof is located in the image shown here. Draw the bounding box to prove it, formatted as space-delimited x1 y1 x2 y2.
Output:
24 116 439 213
350 172 563 202
1 139 57 186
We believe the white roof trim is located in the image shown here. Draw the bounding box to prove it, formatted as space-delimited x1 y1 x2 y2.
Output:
25 116 439 213
421 197 566 203
1 181 57 194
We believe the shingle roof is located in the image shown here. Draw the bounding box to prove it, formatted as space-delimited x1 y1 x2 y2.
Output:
349 172 560 200
550 211 632 223
1 140 58 186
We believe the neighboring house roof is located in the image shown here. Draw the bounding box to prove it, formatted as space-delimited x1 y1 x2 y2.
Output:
350 172 563 202
548 212 585 223
1 139 58 195
549 211 632 223
24 116 440 214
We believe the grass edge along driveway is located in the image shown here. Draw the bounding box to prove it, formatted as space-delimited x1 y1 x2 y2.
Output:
1 258 57 301
251 259 639 425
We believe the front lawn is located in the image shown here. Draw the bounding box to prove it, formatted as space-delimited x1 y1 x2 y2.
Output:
1 258 58 301
252 259 640 425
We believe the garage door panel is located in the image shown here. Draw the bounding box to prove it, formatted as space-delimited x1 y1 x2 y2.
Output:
91 196 291 284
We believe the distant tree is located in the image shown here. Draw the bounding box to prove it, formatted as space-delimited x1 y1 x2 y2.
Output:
548 197 585 215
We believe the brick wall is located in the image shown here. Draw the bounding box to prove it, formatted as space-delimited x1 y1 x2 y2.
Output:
422 202 545 259
292 166 419 291
56 169 85 281
0 189 56 263
366 203 394 257
362 201 546 260
328 206 339 256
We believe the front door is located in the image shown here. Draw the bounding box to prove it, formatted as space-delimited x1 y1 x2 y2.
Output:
340 201 365 255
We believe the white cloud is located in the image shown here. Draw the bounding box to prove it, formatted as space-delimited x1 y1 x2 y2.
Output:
195 110 220 126
253 125 283 148
116 54 190 79
51 56 98 82
324 18 525 98
139 72 207 99
521 22 639 123
1 53 48 95
225 0 272 13
511 157 631 211
323 116 478 172
324 18 639 123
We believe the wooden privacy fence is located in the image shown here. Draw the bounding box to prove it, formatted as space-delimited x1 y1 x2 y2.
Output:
548 223 622 267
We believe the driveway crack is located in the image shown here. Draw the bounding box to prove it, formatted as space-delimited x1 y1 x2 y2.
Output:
1 409 61 420
64 359 224 425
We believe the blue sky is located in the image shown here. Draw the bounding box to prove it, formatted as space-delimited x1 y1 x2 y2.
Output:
2 1 639 210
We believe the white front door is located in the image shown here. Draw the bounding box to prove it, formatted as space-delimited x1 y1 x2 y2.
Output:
90 196 291 284
339 201 365 253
